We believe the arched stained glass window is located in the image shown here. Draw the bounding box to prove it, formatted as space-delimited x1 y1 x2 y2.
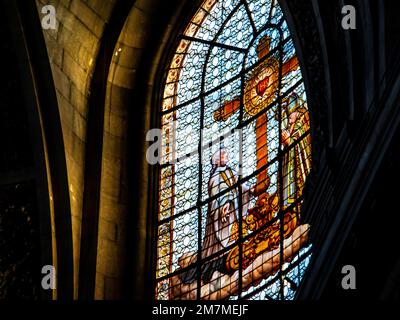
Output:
156 0 312 300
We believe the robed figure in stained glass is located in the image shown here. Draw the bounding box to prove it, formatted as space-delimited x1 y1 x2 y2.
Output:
281 93 312 205
180 148 252 285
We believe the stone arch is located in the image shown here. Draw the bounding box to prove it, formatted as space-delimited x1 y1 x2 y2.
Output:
1 0 74 299
35 0 125 298
92 0 198 300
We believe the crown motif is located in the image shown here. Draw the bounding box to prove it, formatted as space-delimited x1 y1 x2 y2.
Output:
256 35 272 54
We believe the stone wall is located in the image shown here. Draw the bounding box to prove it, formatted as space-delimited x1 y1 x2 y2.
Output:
36 0 117 298
35 0 207 299
95 0 160 299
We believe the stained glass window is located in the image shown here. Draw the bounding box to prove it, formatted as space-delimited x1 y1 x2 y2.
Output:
156 0 312 300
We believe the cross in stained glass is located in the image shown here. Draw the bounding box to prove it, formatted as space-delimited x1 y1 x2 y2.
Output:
213 35 299 196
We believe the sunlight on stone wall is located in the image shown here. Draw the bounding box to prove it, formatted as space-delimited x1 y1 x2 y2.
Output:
36 0 117 298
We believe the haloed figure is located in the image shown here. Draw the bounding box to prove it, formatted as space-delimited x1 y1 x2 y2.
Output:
180 148 252 285
281 93 312 205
